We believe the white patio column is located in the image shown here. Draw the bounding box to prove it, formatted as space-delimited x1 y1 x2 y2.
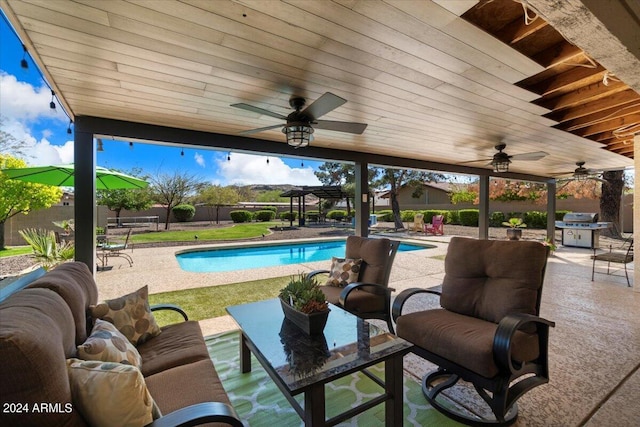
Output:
634 134 639 292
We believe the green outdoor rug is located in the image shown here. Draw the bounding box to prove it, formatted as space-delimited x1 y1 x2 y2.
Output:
206 331 460 426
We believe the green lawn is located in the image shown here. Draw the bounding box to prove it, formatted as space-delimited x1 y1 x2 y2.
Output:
130 222 281 243
148 276 294 326
0 246 32 258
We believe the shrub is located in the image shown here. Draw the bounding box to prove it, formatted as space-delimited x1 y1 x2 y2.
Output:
18 228 74 269
375 210 394 222
401 210 416 221
254 210 276 222
489 211 505 227
280 211 298 221
230 210 253 223
262 206 278 213
448 210 460 225
458 209 479 226
523 211 546 229
172 204 195 222
326 210 347 221
556 210 571 221
421 210 450 223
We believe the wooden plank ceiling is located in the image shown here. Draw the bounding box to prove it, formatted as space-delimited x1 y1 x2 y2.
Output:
1 0 635 178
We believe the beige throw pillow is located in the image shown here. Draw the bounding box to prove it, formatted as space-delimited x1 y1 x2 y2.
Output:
325 257 363 287
77 319 142 368
66 359 161 427
90 285 161 346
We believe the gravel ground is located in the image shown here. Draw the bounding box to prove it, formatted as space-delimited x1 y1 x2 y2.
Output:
1 220 624 279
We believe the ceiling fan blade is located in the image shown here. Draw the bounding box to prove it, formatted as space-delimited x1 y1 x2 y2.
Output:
510 151 548 161
302 92 347 120
314 120 367 134
457 158 493 165
238 124 283 135
230 103 288 120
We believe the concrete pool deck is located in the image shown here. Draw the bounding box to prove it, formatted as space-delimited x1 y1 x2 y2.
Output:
95 231 640 425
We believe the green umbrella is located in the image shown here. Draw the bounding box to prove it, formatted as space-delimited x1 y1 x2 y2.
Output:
1 164 149 189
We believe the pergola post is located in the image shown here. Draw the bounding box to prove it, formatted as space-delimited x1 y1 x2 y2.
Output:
355 161 369 237
478 175 490 240
547 180 557 245
73 120 97 273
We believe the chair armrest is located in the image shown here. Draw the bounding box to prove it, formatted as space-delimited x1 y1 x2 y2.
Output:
493 313 555 374
391 287 442 323
151 304 189 321
307 269 330 280
145 402 243 427
338 281 391 307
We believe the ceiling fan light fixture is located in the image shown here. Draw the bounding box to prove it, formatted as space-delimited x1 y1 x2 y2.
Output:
283 123 314 148
491 152 511 173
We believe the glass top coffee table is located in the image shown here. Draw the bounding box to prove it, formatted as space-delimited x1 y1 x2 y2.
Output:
226 298 413 426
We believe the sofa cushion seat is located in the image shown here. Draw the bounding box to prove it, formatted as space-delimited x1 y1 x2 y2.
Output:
137 321 210 377
145 359 231 427
396 308 540 378
319 284 385 314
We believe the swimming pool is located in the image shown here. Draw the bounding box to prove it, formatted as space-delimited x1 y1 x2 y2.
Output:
175 239 432 273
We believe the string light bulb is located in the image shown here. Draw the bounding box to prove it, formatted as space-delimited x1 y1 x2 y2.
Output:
266 157 270 165
66 120 72 134
181 149 184 157
227 152 231 161
49 90 56 112
20 44 29 71
129 141 134 150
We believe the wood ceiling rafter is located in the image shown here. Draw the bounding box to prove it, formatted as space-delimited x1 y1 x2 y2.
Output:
463 0 638 159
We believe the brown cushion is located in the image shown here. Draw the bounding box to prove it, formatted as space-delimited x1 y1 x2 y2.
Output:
396 309 540 378
137 321 210 377
26 261 98 344
77 319 143 367
0 288 87 427
90 285 161 346
345 236 391 285
145 359 231 426
441 237 548 323
324 257 363 287
320 285 386 314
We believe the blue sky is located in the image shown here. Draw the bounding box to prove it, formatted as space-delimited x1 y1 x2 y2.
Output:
0 14 323 186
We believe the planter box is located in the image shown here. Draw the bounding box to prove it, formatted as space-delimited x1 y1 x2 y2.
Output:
280 298 330 335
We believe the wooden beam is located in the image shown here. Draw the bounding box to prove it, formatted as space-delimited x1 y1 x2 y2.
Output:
568 114 640 137
535 80 627 110
532 42 583 69
519 65 605 97
559 101 640 131
544 90 640 122
496 15 548 44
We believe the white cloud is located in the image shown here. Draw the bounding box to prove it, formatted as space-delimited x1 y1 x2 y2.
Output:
194 152 205 167
0 73 66 123
1 117 73 165
216 153 321 186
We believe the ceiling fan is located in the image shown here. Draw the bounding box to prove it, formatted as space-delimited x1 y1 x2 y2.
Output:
231 92 367 148
557 161 605 182
459 143 548 173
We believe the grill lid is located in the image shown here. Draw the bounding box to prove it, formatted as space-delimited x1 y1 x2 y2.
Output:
562 212 598 223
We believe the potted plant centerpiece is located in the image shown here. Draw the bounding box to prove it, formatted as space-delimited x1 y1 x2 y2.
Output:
279 273 330 335
502 217 526 240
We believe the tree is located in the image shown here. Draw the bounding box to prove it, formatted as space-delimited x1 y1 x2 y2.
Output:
315 162 355 213
372 168 446 229
97 188 154 224
197 185 241 224
0 154 62 249
0 120 29 160
150 171 203 230
600 170 625 238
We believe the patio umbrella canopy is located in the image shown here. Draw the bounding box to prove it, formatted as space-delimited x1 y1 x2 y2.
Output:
1 164 149 190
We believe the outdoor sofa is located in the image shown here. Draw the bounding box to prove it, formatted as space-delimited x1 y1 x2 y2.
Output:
0 261 241 427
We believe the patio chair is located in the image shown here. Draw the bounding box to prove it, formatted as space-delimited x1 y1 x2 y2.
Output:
97 228 133 268
308 236 400 333
424 214 445 235
392 237 554 425
592 237 633 286
411 213 425 232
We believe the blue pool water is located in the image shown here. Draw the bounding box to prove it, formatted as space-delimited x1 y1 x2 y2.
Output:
175 240 431 273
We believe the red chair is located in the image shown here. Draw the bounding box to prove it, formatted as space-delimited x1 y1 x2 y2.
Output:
424 215 444 235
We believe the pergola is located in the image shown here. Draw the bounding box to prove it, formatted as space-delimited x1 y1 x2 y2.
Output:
280 185 348 227
1 0 638 289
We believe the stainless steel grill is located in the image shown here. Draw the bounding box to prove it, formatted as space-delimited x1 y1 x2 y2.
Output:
555 212 610 248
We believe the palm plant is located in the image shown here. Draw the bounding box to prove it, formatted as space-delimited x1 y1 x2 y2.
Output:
18 228 74 269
